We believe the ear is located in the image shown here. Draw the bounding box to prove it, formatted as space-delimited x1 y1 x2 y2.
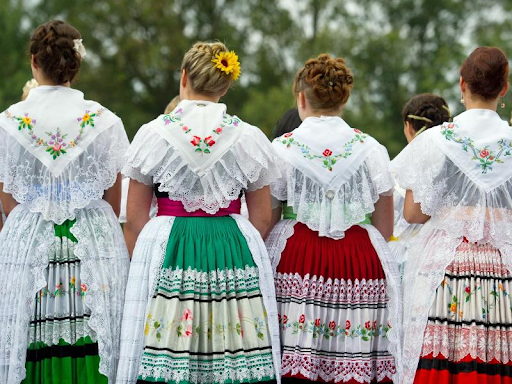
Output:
181 69 187 88
298 92 307 110
404 121 415 143
499 81 510 98
459 76 466 93
30 54 37 69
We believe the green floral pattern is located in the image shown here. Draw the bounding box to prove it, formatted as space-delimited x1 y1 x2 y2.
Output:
144 309 266 342
162 107 241 155
441 122 512 174
278 129 368 171
5 108 105 160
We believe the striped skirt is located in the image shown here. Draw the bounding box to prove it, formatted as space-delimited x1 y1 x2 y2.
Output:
415 240 512 383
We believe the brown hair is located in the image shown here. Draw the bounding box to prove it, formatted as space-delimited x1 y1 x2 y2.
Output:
402 93 450 132
181 42 234 97
293 53 353 112
30 20 82 85
460 47 509 100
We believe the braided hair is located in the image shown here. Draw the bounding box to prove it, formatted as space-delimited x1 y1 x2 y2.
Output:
30 20 82 85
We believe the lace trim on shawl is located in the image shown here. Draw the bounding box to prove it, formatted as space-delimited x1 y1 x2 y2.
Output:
360 224 402 384
122 123 281 214
265 219 296 273
231 214 282 384
0 122 128 225
70 201 131 383
392 132 512 246
116 216 175 384
0 205 54 384
271 147 393 239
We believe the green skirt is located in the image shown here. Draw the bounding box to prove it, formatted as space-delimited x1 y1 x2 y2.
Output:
137 217 275 384
23 220 107 384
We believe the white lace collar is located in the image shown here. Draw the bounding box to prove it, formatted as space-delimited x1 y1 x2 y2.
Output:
148 99 247 176
0 86 120 177
428 108 512 192
272 115 379 188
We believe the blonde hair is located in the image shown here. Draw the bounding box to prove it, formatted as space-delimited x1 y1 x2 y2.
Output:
181 42 233 97
164 95 180 114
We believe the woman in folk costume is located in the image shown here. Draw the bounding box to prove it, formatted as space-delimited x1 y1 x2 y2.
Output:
390 94 450 276
117 42 282 384
0 20 130 383
392 46 512 383
265 54 402 383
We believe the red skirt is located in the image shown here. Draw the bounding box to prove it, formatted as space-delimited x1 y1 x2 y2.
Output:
415 240 512 384
276 223 395 383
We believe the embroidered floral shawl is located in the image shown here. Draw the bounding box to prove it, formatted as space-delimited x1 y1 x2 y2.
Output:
0 86 120 177
271 115 393 239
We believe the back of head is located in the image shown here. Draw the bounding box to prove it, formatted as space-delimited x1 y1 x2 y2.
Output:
402 93 450 132
273 108 302 139
460 46 509 100
293 53 353 112
181 41 239 97
30 20 82 85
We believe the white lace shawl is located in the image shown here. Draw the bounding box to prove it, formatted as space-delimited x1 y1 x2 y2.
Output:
391 111 512 384
0 121 128 225
271 117 393 239
122 108 281 214
0 200 130 384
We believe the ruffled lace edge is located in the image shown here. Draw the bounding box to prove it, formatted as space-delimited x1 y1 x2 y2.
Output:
70 204 131 383
271 147 393 239
264 220 297 273
0 122 128 225
122 124 281 214
360 224 402 384
0 207 53 384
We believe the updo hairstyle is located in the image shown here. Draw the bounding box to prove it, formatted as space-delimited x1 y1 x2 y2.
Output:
181 42 234 97
293 53 353 112
402 93 450 132
460 47 509 100
30 20 82 85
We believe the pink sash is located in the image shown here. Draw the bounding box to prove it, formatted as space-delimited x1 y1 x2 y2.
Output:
157 198 241 217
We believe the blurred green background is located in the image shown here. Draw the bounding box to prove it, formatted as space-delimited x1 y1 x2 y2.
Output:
2 0 512 157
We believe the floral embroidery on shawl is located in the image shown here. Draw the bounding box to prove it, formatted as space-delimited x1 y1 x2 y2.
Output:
441 122 512 174
278 128 368 171
4 108 105 160
162 107 241 155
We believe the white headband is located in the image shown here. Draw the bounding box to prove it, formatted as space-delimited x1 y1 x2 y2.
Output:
73 39 87 59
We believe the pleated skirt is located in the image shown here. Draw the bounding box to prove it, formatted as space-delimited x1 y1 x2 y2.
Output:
276 223 395 383
136 216 276 384
415 240 512 384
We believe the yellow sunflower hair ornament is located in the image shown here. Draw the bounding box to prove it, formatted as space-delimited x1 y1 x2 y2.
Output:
212 50 241 81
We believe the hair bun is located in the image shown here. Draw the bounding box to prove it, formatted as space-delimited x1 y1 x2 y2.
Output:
293 53 354 111
181 41 235 97
30 20 82 85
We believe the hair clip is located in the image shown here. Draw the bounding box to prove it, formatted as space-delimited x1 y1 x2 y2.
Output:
73 39 87 59
407 114 433 123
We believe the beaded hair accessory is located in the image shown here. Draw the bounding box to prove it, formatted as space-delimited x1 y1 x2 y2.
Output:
211 51 241 80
